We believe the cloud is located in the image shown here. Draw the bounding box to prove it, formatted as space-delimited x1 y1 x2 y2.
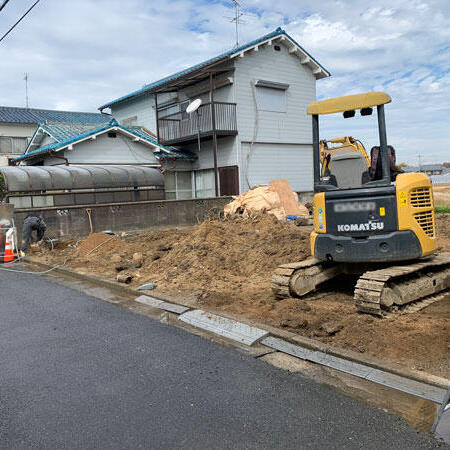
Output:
0 0 448 163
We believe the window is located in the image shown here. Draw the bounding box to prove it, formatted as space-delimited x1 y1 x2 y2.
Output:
164 171 193 199
255 86 287 112
180 100 190 120
195 169 216 198
122 116 138 127
0 136 28 154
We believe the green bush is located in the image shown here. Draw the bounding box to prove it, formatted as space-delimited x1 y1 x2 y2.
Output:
435 205 450 214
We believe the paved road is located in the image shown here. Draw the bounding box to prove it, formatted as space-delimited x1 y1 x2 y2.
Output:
0 269 446 449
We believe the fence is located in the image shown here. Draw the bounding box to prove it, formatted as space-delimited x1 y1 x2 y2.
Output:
158 102 237 144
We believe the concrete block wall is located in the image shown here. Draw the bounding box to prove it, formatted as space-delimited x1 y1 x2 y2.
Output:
13 197 232 241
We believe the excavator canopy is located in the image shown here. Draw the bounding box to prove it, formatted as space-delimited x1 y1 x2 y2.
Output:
307 92 392 115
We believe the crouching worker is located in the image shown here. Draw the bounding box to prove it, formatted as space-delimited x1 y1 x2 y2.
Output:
22 215 46 253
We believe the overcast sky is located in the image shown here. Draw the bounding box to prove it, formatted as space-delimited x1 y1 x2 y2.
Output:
0 0 449 164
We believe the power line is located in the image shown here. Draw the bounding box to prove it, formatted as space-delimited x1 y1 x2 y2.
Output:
0 0 11 13
0 0 41 44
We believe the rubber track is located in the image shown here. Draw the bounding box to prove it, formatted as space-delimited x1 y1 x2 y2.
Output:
354 253 450 315
271 258 322 299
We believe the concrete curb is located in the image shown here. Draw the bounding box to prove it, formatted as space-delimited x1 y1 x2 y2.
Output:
25 258 450 393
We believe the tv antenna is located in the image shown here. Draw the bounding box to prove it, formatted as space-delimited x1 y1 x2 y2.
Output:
229 0 244 48
24 73 29 108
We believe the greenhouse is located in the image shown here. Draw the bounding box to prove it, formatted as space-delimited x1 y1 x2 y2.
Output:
0 165 164 209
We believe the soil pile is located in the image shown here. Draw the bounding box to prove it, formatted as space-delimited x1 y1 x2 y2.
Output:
142 216 310 296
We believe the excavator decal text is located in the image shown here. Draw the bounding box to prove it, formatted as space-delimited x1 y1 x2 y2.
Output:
337 222 384 232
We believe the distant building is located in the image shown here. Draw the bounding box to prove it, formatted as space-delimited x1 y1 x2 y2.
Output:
0 106 108 166
99 27 330 198
404 164 446 176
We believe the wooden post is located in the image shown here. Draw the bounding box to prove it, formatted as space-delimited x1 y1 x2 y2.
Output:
209 72 219 197
154 92 160 144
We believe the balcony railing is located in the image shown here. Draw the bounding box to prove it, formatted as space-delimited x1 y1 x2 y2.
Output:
157 102 237 145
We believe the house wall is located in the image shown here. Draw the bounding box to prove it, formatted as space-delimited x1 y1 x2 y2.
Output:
111 94 156 131
0 123 36 165
39 133 160 166
234 42 316 192
240 142 313 192
0 122 36 138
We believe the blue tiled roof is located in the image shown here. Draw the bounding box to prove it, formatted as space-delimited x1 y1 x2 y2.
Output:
40 121 106 142
13 119 195 163
0 106 109 125
99 27 330 110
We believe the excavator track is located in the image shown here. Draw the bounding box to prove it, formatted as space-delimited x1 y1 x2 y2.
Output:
354 252 450 316
271 258 343 300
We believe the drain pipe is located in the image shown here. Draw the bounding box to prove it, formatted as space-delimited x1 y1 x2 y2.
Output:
49 151 69 166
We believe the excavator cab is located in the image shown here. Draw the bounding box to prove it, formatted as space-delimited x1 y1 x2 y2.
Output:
307 92 437 263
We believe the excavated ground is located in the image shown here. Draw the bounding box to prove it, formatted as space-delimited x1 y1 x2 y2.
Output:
34 214 450 378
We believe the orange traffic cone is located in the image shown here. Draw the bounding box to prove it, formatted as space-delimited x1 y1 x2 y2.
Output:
4 240 14 262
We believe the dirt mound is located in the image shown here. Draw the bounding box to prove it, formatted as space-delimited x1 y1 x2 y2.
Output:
145 216 309 282
76 232 117 256
436 214 450 251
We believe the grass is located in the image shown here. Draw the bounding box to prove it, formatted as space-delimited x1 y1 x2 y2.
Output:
435 205 450 214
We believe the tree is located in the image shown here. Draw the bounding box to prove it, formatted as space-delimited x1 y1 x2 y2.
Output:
397 162 409 169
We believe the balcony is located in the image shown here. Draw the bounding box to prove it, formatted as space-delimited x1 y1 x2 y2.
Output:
157 102 237 145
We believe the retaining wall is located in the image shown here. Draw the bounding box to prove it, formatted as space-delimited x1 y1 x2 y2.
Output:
13 197 232 240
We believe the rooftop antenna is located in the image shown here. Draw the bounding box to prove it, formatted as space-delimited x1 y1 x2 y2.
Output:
24 73 29 109
230 0 244 48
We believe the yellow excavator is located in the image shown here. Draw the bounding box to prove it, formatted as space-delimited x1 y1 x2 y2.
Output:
272 92 450 315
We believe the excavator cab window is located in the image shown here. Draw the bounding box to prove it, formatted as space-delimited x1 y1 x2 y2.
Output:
311 97 392 192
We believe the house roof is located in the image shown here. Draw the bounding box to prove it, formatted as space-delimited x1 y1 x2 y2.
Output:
0 106 109 125
99 27 330 111
13 119 196 163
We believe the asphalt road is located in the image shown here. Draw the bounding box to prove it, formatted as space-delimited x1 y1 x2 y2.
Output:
0 269 447 449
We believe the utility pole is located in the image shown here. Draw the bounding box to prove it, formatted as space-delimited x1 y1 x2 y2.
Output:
417 153 423 172
24 73 29 108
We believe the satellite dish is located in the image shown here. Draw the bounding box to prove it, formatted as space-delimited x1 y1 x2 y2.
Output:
186 98 202 114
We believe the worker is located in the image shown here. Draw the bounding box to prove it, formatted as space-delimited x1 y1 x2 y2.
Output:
22 215 46 253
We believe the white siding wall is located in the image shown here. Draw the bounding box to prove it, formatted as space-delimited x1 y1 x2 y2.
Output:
234 43 316 143
111 94 156 132
240 143 313 192
41 133 160 166
186 136 237 171
0 123 36 138
234 42 316 192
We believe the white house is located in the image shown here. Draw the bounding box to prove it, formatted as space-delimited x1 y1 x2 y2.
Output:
13 119 195 171
99 27 330 198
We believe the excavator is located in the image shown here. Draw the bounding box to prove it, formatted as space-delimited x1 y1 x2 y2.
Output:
272 92 450 315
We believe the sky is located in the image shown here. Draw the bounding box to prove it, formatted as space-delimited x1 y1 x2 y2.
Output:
0 0 449 165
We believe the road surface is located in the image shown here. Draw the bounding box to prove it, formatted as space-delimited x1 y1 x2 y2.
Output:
0 269 446 449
